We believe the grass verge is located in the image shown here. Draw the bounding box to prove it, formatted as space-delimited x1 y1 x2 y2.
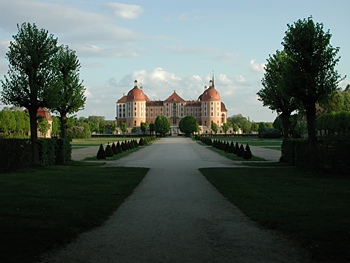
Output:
199 167 350 262
0 163 148 263
71 137 140 147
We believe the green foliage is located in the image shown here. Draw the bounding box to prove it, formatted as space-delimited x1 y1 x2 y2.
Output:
179 115 198 136
222 123 229 134
140 122 148 134
0 22 59 165
105 143 114 157
259 128 282 138
67 125 90 139
243 144 253 159
96 144 106 159
282 17 343 145
54 138 71 164
154 115 170 136
149 122 155 135
0 109 16 135
37 116 50 137
316 111 350 136
0 139 31 171
211 122 218 134
120 122 127 134
45 45 86 138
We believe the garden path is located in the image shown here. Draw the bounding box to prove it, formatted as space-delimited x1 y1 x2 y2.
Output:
42 137 308 263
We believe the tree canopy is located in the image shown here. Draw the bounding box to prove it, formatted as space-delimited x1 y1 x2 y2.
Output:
282 17 343 144
1 22 59 164
179 115 198 136
45 45 86 138
258 50 297 138
154 115 170 136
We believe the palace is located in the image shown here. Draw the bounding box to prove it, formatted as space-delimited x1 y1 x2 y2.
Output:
115 78 228 134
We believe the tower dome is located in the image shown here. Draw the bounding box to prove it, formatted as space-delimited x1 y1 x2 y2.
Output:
200 79 220 101
126 80 147 101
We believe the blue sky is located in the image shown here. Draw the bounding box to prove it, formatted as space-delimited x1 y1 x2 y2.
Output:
0 0 349 122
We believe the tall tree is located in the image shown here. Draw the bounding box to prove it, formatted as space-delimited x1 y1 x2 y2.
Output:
222 123 229 134
1 23 59 164
179 115 198 136
140 122 148 134
154 115 170 136
258 50 297 138
45 45 85 138
211 122 218 134
282 17 343 145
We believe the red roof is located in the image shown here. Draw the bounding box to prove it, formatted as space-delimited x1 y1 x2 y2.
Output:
164 91 185 102
221 102 227 112
117 95 127 103
36 107 52 121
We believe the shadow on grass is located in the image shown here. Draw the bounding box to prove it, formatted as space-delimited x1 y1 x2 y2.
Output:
0 163 148 263
199 166 350 262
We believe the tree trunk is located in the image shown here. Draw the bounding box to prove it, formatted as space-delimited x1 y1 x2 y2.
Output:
60 113 67 138
281 112 291 139
29 106 40 165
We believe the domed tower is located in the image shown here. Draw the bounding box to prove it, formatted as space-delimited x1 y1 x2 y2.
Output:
200 78 222 127
125 80 148 128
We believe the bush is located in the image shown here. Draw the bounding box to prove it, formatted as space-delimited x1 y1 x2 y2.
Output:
237 144 244 157
111 142 117 154
96 144 106 159
105 143 114 157
0 139 31 171
260 128 282 138
243 144 253 159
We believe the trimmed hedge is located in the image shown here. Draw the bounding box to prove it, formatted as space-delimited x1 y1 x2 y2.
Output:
0 138 72 171
281 138 350 174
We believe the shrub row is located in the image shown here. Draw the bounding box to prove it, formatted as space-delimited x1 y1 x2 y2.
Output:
96 136 157 159
196 136 252 159
0 138 71 171
281 139 350 174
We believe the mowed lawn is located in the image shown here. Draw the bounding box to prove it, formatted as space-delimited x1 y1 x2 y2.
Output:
215 136 283 150
200 167 350 262
0 163 148 263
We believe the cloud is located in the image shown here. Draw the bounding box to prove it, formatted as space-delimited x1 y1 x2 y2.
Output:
0 0 146 57
100 2 143 19
250 59 265 73
73 44 138 58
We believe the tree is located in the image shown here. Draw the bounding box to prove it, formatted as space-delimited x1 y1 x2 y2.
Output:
1 23 59 164
0 109 16 135
37 116 50 138
211 122 218 134
120 122 127 134
154 115 170 136
282 17 343 145
51 116 60 137
45 45 86 138
258 50 297 138
179 116 198 136
149 122 155 135
140 122 148 134
222 123 229 134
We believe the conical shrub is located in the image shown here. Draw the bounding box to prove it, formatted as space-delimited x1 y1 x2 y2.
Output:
96 144 106 159
105 143 114 157
243 144 253 159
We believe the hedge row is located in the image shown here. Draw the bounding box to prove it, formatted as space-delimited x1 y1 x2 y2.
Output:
0 138 71 171
96 136 157 159
281 139 350 174
195 136 252 159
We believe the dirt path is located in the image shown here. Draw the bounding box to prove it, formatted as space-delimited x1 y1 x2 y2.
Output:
41 137 309 263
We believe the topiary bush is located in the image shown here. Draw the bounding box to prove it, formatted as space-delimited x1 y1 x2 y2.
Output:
112 142 117 154
96 144 106 159
243 144 253 159
105 143 114 157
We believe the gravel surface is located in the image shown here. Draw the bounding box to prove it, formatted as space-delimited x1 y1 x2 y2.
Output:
40 137 309 263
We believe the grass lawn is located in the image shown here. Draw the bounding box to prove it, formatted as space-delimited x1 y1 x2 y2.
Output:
200 167 350 262
0 162 148 263
215 136 283 149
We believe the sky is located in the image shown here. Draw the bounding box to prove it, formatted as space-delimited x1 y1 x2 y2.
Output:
0 0 349 122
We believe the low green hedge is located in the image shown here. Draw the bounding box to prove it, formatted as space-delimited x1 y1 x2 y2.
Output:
0 138 71 171
281 138 350 174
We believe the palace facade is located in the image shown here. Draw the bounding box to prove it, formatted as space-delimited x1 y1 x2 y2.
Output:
115 79 228 134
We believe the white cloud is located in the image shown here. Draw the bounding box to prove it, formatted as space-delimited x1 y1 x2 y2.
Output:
100 2 143 19
0 0 146 58
250 59 265 73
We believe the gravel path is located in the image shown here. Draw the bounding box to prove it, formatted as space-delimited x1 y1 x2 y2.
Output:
41 137 309 263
